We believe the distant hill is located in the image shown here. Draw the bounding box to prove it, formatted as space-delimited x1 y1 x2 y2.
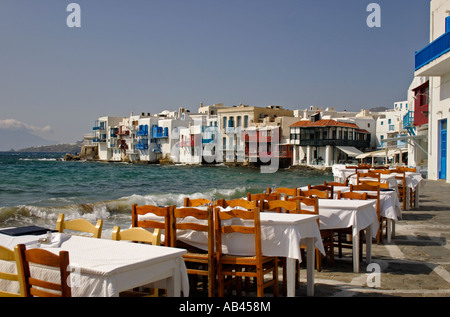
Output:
0 129 56 151
16 141 83 154
369 106 389 112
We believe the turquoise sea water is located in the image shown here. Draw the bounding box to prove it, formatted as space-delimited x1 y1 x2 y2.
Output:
0 152 332 237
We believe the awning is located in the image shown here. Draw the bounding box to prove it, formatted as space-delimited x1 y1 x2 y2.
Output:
356 149 387 159
337 146 363 157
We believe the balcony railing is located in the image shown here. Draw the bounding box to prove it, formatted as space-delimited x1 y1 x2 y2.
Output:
415 30 450 71
152 125 168 138
297 139 370 148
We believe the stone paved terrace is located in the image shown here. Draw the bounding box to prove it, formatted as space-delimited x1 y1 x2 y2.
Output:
296 179 450 297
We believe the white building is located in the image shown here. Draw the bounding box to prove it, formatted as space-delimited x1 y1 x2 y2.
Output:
414 0 450 181
375 102 409 151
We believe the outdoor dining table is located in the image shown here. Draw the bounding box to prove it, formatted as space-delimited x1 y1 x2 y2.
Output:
330 185 402 243
146 209 325 297
294 194 378 273
0 229 189 297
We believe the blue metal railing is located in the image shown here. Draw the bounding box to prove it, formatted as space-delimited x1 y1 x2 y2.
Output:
403 111 416 136
152 125 168 138
415 31 450 71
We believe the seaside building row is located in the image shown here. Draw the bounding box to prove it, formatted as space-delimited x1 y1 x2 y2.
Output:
84 101 418 169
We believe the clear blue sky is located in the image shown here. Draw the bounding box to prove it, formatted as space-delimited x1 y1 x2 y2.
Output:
0 0 431 145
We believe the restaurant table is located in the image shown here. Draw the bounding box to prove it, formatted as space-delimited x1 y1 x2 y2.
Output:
294 196 378 273
348 174 398 189
390 172 424 208
329 186 402 243
150 210 325 297
0 230 189 297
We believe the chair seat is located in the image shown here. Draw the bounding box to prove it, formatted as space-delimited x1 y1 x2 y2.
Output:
219 254 275 265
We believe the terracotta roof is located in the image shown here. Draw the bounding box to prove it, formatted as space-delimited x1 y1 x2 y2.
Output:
290 119 360 129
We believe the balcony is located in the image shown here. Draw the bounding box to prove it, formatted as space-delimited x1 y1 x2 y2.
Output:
415 31 450 76
298 139 370 148
136 125 148 137
152 125 168 138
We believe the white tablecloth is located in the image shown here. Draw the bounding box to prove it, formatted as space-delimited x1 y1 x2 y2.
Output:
0 232 189 297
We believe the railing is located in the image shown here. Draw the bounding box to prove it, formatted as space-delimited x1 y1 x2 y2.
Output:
415 30 450 71
298 139 370 148
152 125 168 138
403 111 416 136
136 125 148 136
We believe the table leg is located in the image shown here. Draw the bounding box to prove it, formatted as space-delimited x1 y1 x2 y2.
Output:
352 226 359 272
387 219 392 243
306 238 315 296
365 226 372 264
286 258 295 297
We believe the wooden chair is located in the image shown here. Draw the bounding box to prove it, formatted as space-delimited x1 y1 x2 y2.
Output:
349 183 387 244
112 226 161 297
308 184 334 198
112 226 161 246
220 198 257 210
267 187 299 199
299 189 329 199
131 204 172 247
358 180 389 189
395 170 407 210
171 206 216 297
293 196 334 272
356 172 380 184
335 190 368 260
324 181 346 187
262 199 300 213
184 197 211 207
56 213 103 238
214 207 279 297
0 246 23 297
247 193 279 208
15 244 71 297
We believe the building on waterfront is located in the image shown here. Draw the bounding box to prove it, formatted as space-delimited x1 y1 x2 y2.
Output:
413 0 450 181
289 116 371 167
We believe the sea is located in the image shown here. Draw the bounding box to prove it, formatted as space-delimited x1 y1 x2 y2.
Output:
0 152 333 238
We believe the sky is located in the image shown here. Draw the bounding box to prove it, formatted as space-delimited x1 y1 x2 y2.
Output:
0 0 432 147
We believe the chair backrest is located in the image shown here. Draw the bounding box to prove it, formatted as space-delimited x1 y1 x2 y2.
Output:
112 226 161 245
324 181 346 187
170 206 215 252
214 207 263 258
56 213 103 238
184 197 211 207
131 204 172 246
247 193 279 203
268 187 298 198
357 172 380 183
0 246 23 297
371 169 392 174
299 189 329 199
287 196 320 226
337 191 368 200
349 184 381 217
358 180 389 188
15 244 71 297
308 184 333 198
222 199 258 210
262 199 300 213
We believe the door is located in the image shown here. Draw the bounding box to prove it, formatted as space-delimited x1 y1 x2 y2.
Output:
439 119 447 180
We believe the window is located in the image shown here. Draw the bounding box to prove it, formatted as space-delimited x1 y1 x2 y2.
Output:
237 116 242 127
223 117 227 128
388 119 391 124
244 116 249 128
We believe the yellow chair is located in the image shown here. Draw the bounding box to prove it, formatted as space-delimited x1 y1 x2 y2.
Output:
56 213 103 238
112 226 161 246
112 226 161 297
0 246 23 297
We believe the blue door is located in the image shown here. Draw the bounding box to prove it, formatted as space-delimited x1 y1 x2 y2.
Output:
439 120 447 180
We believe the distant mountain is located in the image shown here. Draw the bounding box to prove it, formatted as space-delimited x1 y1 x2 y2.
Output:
0 129 56 152
369 106 389 112
17 141 83 154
